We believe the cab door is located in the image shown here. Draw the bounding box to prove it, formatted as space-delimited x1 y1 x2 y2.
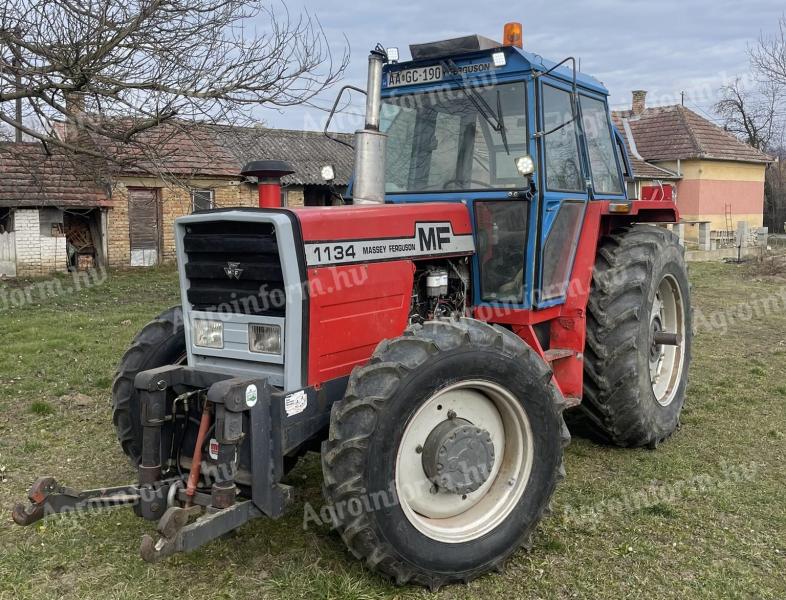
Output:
534 79 591 307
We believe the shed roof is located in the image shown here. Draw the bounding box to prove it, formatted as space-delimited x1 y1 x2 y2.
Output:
0 143 109 208
210 125 355 186
99 120 240 178
0 122 356 210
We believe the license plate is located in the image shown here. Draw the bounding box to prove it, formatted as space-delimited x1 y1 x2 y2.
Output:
386 65 444 88
386 62 495 88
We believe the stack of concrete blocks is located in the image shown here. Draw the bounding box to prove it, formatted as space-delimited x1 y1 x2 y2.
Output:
697 222 711 251
733 222 768 248
666 223 686 247
752 227 768 248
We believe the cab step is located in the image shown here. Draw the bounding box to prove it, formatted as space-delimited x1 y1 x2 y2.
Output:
544 348 575 362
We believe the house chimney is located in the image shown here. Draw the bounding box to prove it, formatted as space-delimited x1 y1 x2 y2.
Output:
632 90 647 116
63 92 86 141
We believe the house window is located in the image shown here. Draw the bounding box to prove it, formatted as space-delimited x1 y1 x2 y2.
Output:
192 189 214 212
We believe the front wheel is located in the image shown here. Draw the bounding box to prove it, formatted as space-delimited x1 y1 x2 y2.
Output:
111 306 186 465
321 319 569 589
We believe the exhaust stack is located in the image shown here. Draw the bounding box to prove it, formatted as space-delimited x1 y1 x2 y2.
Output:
352 48 388 205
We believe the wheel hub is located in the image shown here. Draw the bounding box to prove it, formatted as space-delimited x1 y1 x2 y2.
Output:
648 275 686 407
421 417 495 495
650 316 664 363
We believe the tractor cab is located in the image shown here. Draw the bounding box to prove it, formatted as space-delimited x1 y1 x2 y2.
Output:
375 25 633 309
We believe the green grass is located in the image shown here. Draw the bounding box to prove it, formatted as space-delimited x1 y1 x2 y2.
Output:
1 261 785 599
28 401 54 416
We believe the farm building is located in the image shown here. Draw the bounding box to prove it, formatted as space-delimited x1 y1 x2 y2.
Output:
0 143 110 278
0 125 353 277
613 91 771 243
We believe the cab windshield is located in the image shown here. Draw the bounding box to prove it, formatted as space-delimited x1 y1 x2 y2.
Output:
380 82 528 193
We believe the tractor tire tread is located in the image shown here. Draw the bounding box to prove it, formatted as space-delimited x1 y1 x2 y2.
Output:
111 306 184 464
568 224 690 447
321 317 568 588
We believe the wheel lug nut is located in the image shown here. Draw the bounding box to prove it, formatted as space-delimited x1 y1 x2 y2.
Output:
447 410 457 420
415 445 423 454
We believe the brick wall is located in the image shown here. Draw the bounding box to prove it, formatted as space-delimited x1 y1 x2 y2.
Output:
40 236 68 273
14 209 40 276
285 186 305 207
106 177 258 268
14 209 68 277
107 185 130 268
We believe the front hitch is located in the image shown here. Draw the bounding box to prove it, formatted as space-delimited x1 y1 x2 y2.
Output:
11 366 300 562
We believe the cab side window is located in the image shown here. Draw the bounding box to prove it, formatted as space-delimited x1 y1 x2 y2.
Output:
580 96 623 195
475 201 528 304
542 85 583 192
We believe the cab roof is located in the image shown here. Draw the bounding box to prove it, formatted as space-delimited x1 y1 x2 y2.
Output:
393 33 608 96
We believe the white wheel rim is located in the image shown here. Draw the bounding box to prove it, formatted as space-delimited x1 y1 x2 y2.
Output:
394 380 533 543
649 274 686 406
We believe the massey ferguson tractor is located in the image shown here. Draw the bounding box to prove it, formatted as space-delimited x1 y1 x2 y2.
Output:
13 23 691 589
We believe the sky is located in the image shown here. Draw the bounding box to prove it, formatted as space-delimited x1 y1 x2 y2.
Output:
253 0 785 132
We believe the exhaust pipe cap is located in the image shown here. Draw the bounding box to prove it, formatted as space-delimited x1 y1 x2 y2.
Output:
241 160 295 179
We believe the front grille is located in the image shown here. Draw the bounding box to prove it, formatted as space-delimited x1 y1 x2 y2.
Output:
183 221 285 316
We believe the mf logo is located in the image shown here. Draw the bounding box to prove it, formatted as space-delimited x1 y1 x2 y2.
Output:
224 262 243 280
417 224 451 252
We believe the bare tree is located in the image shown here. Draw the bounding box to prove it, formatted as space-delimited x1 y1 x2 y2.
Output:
751 14 786 89
0 0 347 174
713 17 786 232
764 148 786 233
715 78 782 151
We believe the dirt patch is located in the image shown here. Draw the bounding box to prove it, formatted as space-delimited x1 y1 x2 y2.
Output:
744 252 786 280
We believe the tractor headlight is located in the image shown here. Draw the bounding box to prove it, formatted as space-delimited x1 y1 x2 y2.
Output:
249 324 281 355
193 319 224 349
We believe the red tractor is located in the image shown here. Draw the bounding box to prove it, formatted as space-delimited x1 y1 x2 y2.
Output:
13 24 691 589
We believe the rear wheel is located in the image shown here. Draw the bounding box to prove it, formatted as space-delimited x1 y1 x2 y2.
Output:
570 224 692 447
321 319 569 589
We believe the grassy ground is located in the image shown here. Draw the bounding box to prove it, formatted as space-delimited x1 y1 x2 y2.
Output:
0 260 784 600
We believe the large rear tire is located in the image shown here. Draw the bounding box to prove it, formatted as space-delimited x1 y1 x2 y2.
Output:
111 306 186 465
570 224 692 447
321 319 570 589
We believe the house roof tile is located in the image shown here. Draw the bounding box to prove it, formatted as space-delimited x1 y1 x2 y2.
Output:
612 105 771 165
610 113 680 180
0 143 109 208
107 121 240 178
112 121 355 185
0 123 356 210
